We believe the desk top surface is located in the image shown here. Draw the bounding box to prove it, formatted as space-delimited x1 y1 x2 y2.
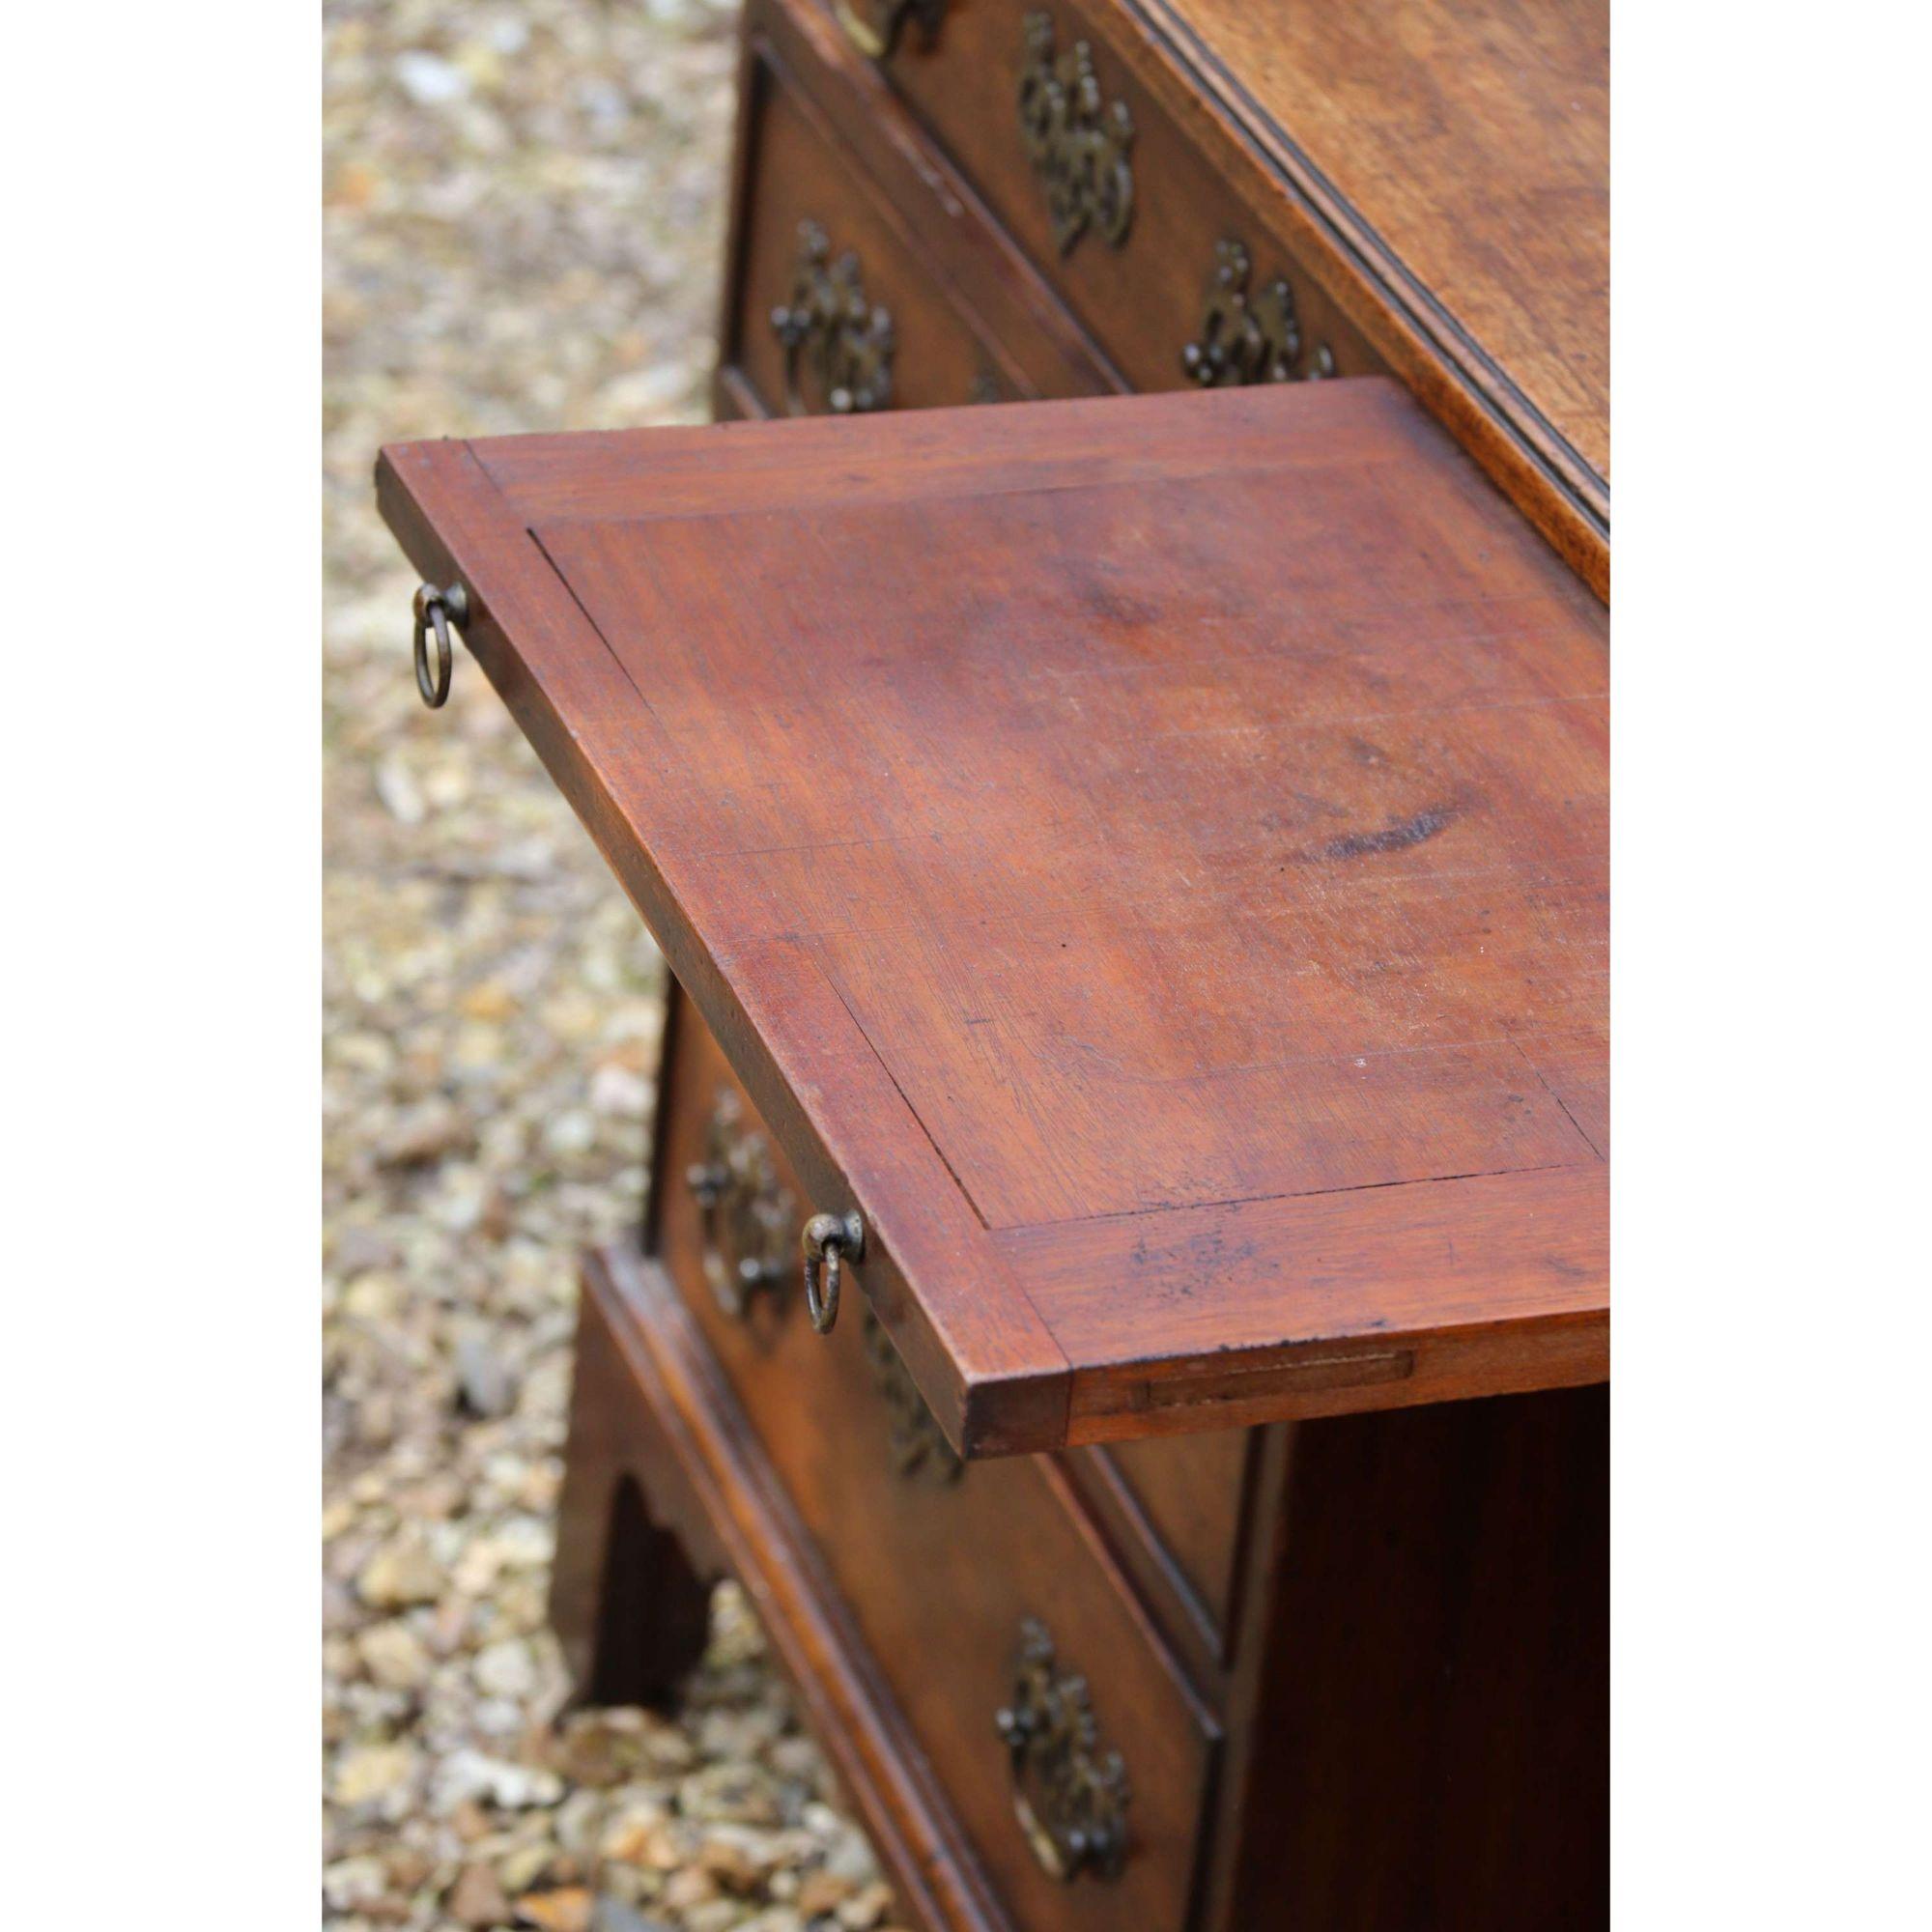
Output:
380 383 1607 1454
1128 0 1607 588
1154 0 1607 480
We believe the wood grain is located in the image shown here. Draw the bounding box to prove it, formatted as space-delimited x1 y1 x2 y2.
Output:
1204 1388 1609 1929
379 381 1605 1453
1005 1164 1609 1436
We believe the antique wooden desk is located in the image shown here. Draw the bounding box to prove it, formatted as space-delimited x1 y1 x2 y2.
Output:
379 2 1607 1924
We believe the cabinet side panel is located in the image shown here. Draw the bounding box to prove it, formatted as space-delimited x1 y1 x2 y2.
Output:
1216 1387 1607 1930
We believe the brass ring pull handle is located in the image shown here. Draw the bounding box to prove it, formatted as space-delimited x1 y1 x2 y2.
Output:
835 0 890 56
412 582 469 709
836 0 948 60
801 1208 865 1334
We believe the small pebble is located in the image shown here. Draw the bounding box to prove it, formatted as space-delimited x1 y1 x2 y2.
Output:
358 1620 432 1691
331 1742 419 1809
590 1901 671 1932
516 1889 595 1932
448 1861 514 1928
356 1536 446 1610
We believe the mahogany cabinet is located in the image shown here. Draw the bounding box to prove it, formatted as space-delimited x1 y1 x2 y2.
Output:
378 2 1608 1924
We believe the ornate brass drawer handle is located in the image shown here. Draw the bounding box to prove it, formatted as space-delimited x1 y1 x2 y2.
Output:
836 0 948 61
863 1307 963 1484
995 1618 1130 1882
1018 14 1135 256
411 581 468 709
801 1208 865 1334
769 220 895 416
683 1088 797 1321
1181 238 1336 387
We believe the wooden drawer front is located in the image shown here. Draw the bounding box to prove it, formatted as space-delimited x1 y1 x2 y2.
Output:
654 993 1217 1932
837 0 1382 394
1073 1431 1252 1663
724 31 1103 417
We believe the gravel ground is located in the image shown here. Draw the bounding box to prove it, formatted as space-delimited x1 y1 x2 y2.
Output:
323 6 898 1928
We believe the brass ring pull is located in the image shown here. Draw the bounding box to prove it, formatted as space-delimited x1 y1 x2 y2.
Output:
836 0 947 61
802 1208 866 1334
412 581 469 709
835 0 890 57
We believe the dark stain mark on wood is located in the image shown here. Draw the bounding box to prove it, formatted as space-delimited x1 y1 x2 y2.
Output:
1315 801 1462 862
